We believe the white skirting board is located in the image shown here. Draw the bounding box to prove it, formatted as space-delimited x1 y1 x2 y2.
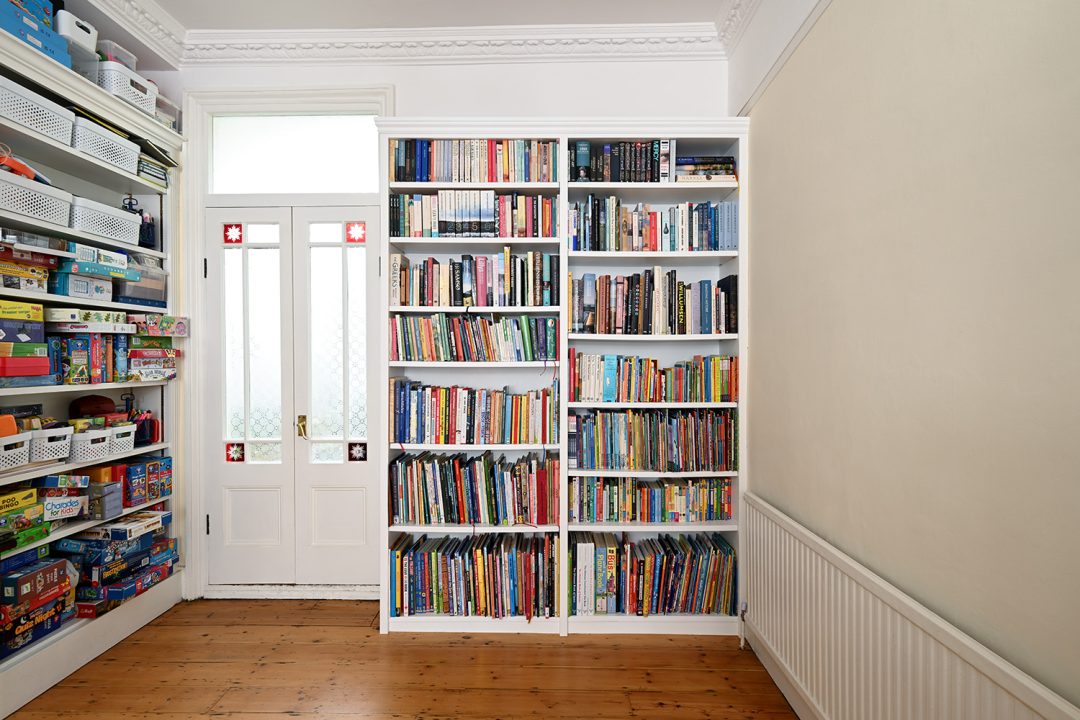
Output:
202 583 380 600
743 496 1080 720
0 571 183 718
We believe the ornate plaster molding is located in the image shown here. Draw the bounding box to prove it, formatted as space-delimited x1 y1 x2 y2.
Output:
89 0 185 66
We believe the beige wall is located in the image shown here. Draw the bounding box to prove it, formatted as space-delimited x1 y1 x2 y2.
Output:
748 0 1080 706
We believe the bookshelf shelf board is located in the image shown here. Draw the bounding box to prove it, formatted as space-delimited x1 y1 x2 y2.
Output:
567 469 738 479
393 443 556 452
389 182 560 192
0 287 167 313
0 380 168 397
0 495 172 560
0 441 170 489
0 210 167 259
567 613 739 636
568 333 738 342
388 614 559 633
389 361 558 369
390 237 561 250
390 524 560 534
0 572 181 676
568 181 738 191
567 401 737 410
568 522 737 533
567 250 738 265
0 116 163 195
390 305 560 315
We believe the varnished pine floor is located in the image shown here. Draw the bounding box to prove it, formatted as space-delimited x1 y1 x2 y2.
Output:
10 600 795 720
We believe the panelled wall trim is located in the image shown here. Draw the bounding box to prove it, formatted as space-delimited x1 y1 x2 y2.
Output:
744 494 1080 720
180 23 724 65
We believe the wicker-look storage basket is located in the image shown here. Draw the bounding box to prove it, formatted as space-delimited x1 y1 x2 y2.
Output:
71 196 140 244
109 425 137 455
96 61 156 115
72 118 139 174
0 431 32 471
30 426 74 463
69 428 111 463
0 172 73 227
0 75 75 145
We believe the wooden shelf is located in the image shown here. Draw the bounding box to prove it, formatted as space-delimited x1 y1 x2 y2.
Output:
0 380 167 397
0 441 170 489
568 522 736 532
0 116 163 194
567 469 738 478
391 305 559 315
0 210 166 259
568 333 738 342
390 524 559 534
389 361 557 368
0 287 166 313
0 495 172 560
567 401 736 409
389 182 559 192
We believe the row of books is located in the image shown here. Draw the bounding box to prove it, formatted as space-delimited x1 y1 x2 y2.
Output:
389 314 558 364
389 379 559 446
570 140 738 184
569 476 733 525
569 197 738 253
389 452 559 527
570 532 736 616
675 155 737 181
567 409 737 472
569 351 738 404
390 192 558 239
390 253 560 309
390 138 559 184
570 271 738 335
388 532 559 619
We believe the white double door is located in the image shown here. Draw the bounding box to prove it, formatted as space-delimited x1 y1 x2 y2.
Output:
204 204 379 586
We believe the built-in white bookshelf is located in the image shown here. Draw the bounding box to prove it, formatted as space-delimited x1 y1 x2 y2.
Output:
0 30 184 716
377 119 748 636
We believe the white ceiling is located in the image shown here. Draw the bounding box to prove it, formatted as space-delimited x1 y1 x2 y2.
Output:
155 0 723 31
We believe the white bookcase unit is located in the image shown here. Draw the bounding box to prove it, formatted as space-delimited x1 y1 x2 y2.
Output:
0 31 184 716
377 119 748 636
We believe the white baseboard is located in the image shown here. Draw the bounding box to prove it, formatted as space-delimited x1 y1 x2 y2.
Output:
202 583 379 600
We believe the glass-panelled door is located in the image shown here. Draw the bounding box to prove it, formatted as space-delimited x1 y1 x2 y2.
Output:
204 205 378 586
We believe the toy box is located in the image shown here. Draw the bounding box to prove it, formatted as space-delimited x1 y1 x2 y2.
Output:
95 248 128 270
0 597 69 660
0 260 48 291
40 494 87 521
128 335 171 349
129 314 188 337
0 318 44 343
34 474 91 488
54 527 156 565
0 503 43 533
87 481 123 520
0 356 50 376
67 243 97 264
74 509 167 541
0 523 48 553
0 342 47 357
157 456 173 496
0 544 48 575
0 575 68 626
82 548 152 587
43 308 125 324
2 557 66 604
0 488 36 515
0 301 42 322
123 462 147 506
61 336 90 384
49 273 112 301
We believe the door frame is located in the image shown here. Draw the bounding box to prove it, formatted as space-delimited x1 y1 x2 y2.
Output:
183 85 393 600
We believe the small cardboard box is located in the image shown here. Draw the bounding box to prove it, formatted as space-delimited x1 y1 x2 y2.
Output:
0 488 36 515
95 249 128 270
0 301 43 322
40 494 88 521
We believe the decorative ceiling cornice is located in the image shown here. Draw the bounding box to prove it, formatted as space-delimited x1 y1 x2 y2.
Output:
179 23 725 66
716 0 763 52
88 0 185 67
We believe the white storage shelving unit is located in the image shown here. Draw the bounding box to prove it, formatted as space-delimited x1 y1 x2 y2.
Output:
377 119 748 636
0 29 184 717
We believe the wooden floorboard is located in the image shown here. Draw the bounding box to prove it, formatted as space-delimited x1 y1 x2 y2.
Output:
8 600 795 720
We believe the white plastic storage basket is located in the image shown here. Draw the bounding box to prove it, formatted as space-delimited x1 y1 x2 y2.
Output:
0 75 75 145
96 61 156 115
69 428 111 463
30 426 74 463
56 11 98 55
109 425 136 455
0 431 32 471
70 196 140 244
72 118 139 174
0 172 73 226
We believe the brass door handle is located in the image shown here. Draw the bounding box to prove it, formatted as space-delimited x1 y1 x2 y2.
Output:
296 414 309 440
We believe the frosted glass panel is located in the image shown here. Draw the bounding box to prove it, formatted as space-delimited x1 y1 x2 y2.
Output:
248 249 282 439
347 246 367 440
246 224 279 245
248 443 282 464
311 442 344 464
212 116 378 193
309 246 344 439
310 223 342 245
223 249 245 440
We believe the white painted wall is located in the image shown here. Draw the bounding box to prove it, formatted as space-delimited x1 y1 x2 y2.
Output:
748 0 1080 706
147 58 728 117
